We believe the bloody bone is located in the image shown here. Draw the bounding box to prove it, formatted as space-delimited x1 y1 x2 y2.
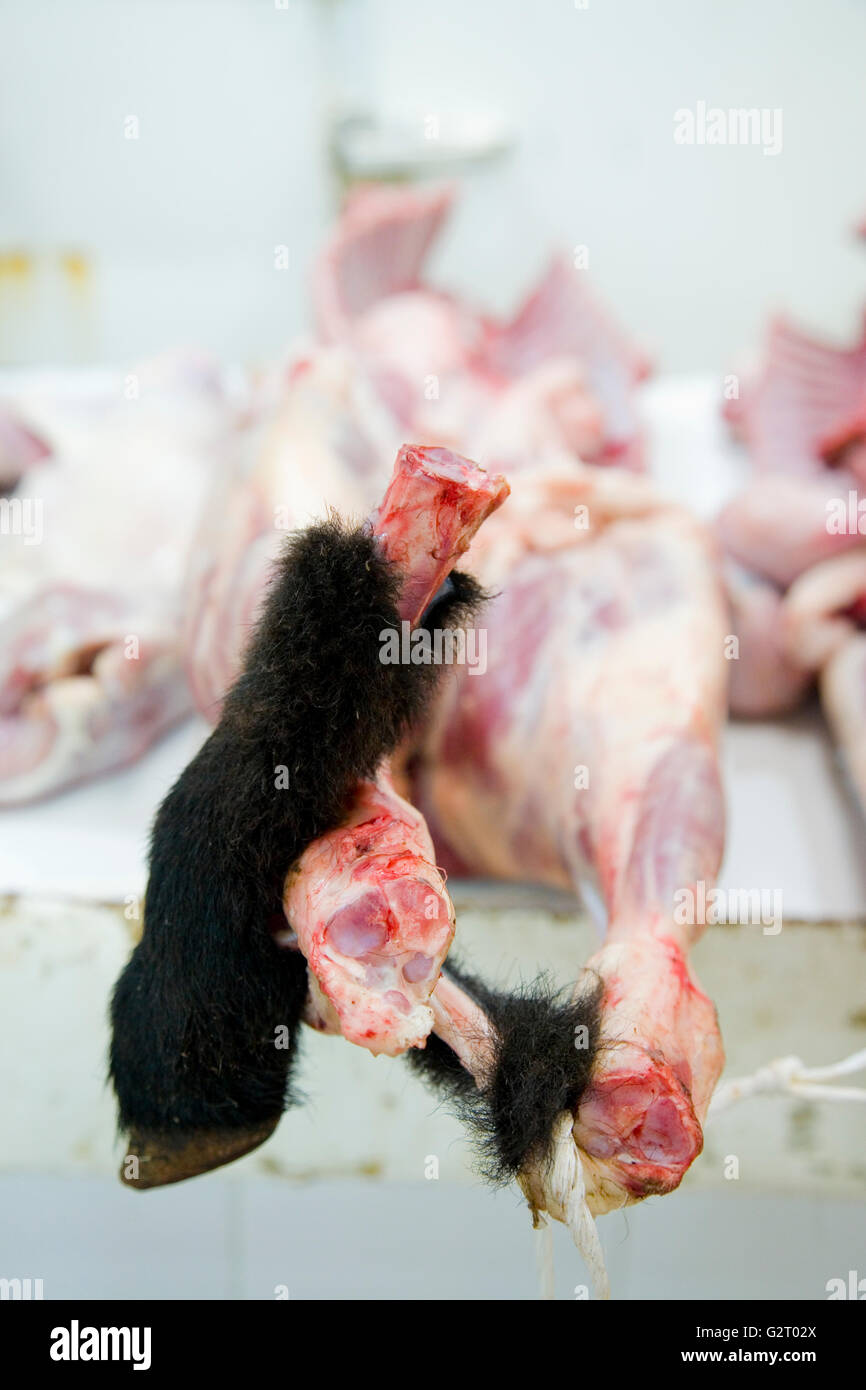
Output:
283 772 456 1055
283 446 508 1056
109 444 504 1186
368 444 508 621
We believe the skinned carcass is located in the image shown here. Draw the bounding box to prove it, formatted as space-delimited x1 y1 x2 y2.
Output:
408 461 728 1215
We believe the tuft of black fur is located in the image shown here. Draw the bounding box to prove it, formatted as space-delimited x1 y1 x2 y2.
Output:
417 571 489 632
109 516 484 1182
407 960 603 1184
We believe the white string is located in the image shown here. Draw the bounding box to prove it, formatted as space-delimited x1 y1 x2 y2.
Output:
534 1218 556 1300
708 1047 866 1117
529 1111 611 1301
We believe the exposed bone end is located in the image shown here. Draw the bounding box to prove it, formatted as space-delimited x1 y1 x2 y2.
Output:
517 935 725 1219
284 770 458 1058
371 443 509 623
120 1118 279 1189
570 939 722 1214
573 1049 706 1215
285 856 455 1057
518 1053 706 1222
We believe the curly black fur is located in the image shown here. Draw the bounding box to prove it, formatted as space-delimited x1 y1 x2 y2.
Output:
109 516 484 1185
407 961 603 1184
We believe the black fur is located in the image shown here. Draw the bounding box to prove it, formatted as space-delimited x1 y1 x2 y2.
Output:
407 961 603 1183
109 516 484 1182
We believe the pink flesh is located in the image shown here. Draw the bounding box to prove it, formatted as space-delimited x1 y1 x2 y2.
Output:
182 352 379 721
310 179 645 474
724 561 814 716
775 551 866 819
0 405 52 487
719 311 866 795
0 355 227 801
716 473 865 591
313 182 455 343
284 770 456 1056
482 255 650 470
732 315 866 479
819 401 866 472
820 633 866 815
369 443 509 622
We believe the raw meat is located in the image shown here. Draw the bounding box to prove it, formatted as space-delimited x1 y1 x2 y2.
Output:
715 476 866 716
410 462 728 1213
0 404 51 490
720 282 866 816
0 355 231 802
726 314 866 478
723 561 812 716
283 770 456 1054
718 292 866 805
312 180 646 471
716 474 864 591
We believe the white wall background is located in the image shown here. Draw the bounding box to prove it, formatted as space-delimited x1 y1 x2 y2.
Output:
1 0 865 370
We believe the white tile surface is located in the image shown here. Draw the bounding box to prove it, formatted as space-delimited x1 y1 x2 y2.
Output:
1 1173 862 1300
0 1173 233 1300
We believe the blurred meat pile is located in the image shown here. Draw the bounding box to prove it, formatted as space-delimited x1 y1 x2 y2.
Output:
719 221 866 815
0 355 233 801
